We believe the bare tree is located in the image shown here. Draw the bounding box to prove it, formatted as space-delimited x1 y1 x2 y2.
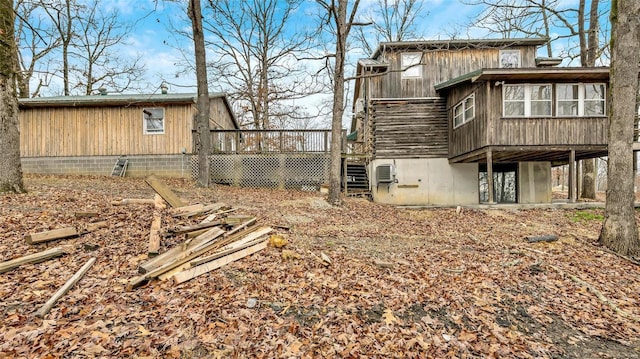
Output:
189 0 211 187
14 0 59 97
599 0 640 256
317 0 362 206
353 0 426 55
201 0 324 130
0 0 25 193
71 0 145 95
42 0 76 95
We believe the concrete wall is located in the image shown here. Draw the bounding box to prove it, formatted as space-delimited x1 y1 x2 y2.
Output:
518 162 552 203
21 154 192 178
370 158 479 206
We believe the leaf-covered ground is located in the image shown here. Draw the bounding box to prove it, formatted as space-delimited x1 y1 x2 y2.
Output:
1 174 640 358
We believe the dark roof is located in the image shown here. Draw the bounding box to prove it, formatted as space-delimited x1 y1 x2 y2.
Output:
371 37 549 59
18 93 227 107
435 67 610 91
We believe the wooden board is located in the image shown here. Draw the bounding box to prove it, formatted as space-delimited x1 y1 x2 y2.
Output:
25 227 79 245
145 175 185 208
0 247 67 274
35 257 96 318
148 216 162 256
173 240 268 285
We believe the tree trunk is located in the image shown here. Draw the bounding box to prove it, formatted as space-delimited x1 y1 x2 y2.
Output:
189 0 211 188
0 0 25 193
327 1 348 206
599 0 640 256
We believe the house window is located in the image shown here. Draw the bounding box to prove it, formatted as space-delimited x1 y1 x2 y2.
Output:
454 94 475 127
401 52 422 78
503 84 552 117
557 83 606 116
143 107 165 134
499 50 521 68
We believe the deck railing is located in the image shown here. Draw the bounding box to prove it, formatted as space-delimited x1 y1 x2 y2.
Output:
193 129 347 154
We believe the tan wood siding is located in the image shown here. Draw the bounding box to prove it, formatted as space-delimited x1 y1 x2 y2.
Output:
371 98 448 159
374 46 538 98
20 104 196 157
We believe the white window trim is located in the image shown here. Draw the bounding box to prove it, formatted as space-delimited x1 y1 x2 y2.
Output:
143 107 165 135
503 84 552 117
401 52 422 79
556 83 607 117
454 94 475 128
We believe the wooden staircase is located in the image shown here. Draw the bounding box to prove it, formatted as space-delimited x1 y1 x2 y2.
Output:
111 156 128 177
343 161 370 197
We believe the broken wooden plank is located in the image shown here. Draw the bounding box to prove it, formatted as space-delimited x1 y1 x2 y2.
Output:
173 240 268 285
138 227 225 274
25 227 79 245
34 257 96 318
223 215 254 225
148 215 162 256
526 235 558 243
111 198 156 206
224 218 257 238
171 203 204 216
145 175 185 208
163 220 223 237
0 247 67 274
154 194 167 209
190 227 273 266
172 202 230 218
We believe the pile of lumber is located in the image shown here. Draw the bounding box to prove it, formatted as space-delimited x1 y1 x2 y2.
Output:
128 176 274 289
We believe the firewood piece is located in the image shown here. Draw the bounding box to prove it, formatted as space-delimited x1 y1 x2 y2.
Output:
526 235 558 243
163 220 223 237
173 240 268 285
34 257 96 318
148 216 162 256
145 175 185 208
128 228 226 290
138 227 224 274
373 259 394 268
25 227 79 245
0 247 67 274
111 198 155 206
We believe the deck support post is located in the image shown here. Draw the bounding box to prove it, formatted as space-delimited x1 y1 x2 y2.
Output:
569 150 577 203
486 149 495 204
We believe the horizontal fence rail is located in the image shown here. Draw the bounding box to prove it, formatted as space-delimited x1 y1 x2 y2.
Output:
192 129 347 154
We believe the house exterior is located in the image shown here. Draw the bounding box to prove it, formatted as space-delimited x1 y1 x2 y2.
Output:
19 93 238 177
350 38 609 205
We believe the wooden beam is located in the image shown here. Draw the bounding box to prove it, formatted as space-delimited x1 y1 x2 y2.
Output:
569 150 577 203
163 220 223 237
173 240 268 285
0 247 67 274
145 175 185 208
35 257 96 318
25 227 78 245
486 149 495 204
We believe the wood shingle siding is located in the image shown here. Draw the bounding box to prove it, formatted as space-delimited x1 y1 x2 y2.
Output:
371 98 448 159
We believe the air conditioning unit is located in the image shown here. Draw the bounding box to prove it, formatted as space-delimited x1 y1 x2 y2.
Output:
376 164 395 184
